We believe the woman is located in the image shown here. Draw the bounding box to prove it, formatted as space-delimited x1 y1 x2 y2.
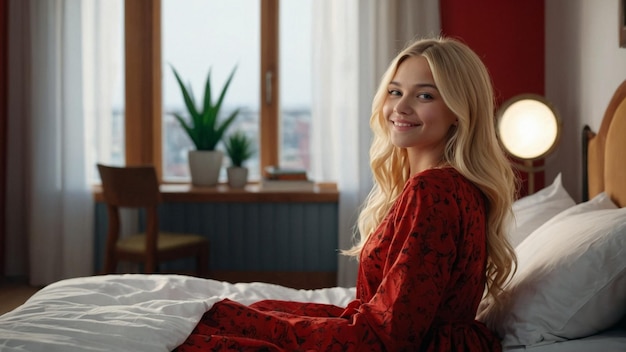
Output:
175 36 517 352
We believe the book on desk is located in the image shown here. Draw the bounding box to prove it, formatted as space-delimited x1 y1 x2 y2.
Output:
261 166 315 191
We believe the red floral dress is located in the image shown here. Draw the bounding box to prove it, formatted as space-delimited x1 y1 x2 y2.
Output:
175 167 502 351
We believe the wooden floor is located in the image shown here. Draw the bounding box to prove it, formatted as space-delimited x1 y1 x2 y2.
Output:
0 279 41 316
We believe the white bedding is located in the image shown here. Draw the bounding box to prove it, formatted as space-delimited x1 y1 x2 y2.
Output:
1 274 625 352
0 274 355 352
502 327 626 352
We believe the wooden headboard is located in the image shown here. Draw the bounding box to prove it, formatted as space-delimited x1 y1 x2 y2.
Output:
583 79 626 207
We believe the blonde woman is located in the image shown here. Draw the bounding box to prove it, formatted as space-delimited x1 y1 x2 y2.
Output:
344 35 517 350
176 36 516 352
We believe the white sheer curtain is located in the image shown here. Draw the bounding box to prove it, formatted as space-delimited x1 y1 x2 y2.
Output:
311 0 440 287
6 0 120 286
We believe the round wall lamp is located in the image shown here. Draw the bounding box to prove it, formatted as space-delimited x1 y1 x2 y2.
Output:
496 94 561 194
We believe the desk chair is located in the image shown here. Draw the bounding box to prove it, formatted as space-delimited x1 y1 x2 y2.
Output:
97 164 209 277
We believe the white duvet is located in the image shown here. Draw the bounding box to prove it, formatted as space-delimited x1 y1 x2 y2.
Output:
0 274 356 352
3 274 626 352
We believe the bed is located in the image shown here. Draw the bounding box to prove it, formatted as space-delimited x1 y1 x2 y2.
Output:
1 81 625 351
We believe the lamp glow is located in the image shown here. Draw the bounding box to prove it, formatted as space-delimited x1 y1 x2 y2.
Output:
496 94 561 194
498 99 559 159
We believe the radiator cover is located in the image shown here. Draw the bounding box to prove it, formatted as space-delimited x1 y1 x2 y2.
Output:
94 202 339 273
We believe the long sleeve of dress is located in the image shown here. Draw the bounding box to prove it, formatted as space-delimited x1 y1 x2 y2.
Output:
351 177 461 349
175 168 501 352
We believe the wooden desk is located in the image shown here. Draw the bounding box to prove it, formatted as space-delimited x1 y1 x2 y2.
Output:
93 182 339 203
93 183 340 289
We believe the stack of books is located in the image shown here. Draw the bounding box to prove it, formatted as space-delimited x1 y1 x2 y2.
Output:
260 166 315 191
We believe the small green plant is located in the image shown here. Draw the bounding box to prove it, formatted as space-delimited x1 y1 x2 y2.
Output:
224 131 255 167
170 64 240 151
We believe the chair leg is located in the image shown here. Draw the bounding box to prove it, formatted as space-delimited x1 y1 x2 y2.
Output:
145 258 157 274
197 245 210 278
104 254 117 274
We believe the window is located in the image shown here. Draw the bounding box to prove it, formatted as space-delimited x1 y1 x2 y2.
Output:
162 0 260 181
123 0 313 182
278 0 312 171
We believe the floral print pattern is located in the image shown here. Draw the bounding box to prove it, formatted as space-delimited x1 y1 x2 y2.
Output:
175 168 501 351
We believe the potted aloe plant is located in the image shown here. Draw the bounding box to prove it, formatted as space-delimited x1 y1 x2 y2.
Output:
170 64 240 187
224 131 255 188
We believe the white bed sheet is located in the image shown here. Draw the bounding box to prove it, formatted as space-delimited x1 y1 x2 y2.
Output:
0 274 355 352
1 274 624 352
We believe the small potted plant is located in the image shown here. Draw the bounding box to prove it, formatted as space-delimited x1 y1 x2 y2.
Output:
224 131 255 188
170 64 240 187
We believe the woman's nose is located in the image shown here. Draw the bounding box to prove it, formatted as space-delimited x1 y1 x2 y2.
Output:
393 99 412 115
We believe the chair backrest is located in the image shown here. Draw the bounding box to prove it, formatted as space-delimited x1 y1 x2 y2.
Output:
97 164 162 207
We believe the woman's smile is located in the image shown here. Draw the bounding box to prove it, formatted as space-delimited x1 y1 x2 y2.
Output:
391 119 422 128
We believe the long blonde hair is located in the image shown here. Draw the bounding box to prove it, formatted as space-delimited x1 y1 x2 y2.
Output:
345 36 517 305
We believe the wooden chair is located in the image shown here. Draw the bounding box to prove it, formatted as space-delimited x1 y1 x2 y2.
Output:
97 164 209 277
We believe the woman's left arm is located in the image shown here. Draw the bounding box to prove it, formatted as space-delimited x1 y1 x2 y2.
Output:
355 177 461 348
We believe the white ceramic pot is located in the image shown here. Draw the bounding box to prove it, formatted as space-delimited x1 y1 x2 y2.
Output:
227 166 248 189
188 150 223 187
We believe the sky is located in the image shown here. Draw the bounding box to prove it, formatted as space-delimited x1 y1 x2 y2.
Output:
161 0 312 109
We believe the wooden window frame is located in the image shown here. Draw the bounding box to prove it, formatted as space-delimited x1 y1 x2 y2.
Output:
260 0 279 174
621 0 626 48
124 0 280 181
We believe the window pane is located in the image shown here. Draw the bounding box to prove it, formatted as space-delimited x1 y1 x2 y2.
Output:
162 0 260 181
279 0 312 172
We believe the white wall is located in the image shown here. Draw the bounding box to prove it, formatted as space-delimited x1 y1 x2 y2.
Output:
546 0 626 202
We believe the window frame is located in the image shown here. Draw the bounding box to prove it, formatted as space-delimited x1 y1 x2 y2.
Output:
124 0 280 181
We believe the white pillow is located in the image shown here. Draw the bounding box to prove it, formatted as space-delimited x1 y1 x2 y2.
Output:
538 191 617 227
508 173 575 247
481 193 626 347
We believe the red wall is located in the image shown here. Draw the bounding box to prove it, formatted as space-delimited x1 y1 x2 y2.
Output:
440 0 546 193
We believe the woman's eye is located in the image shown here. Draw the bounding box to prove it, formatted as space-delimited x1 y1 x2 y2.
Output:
417 93 433 100
388 89 402 96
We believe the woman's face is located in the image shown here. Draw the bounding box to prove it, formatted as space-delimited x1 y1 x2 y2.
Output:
383 55 457 160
